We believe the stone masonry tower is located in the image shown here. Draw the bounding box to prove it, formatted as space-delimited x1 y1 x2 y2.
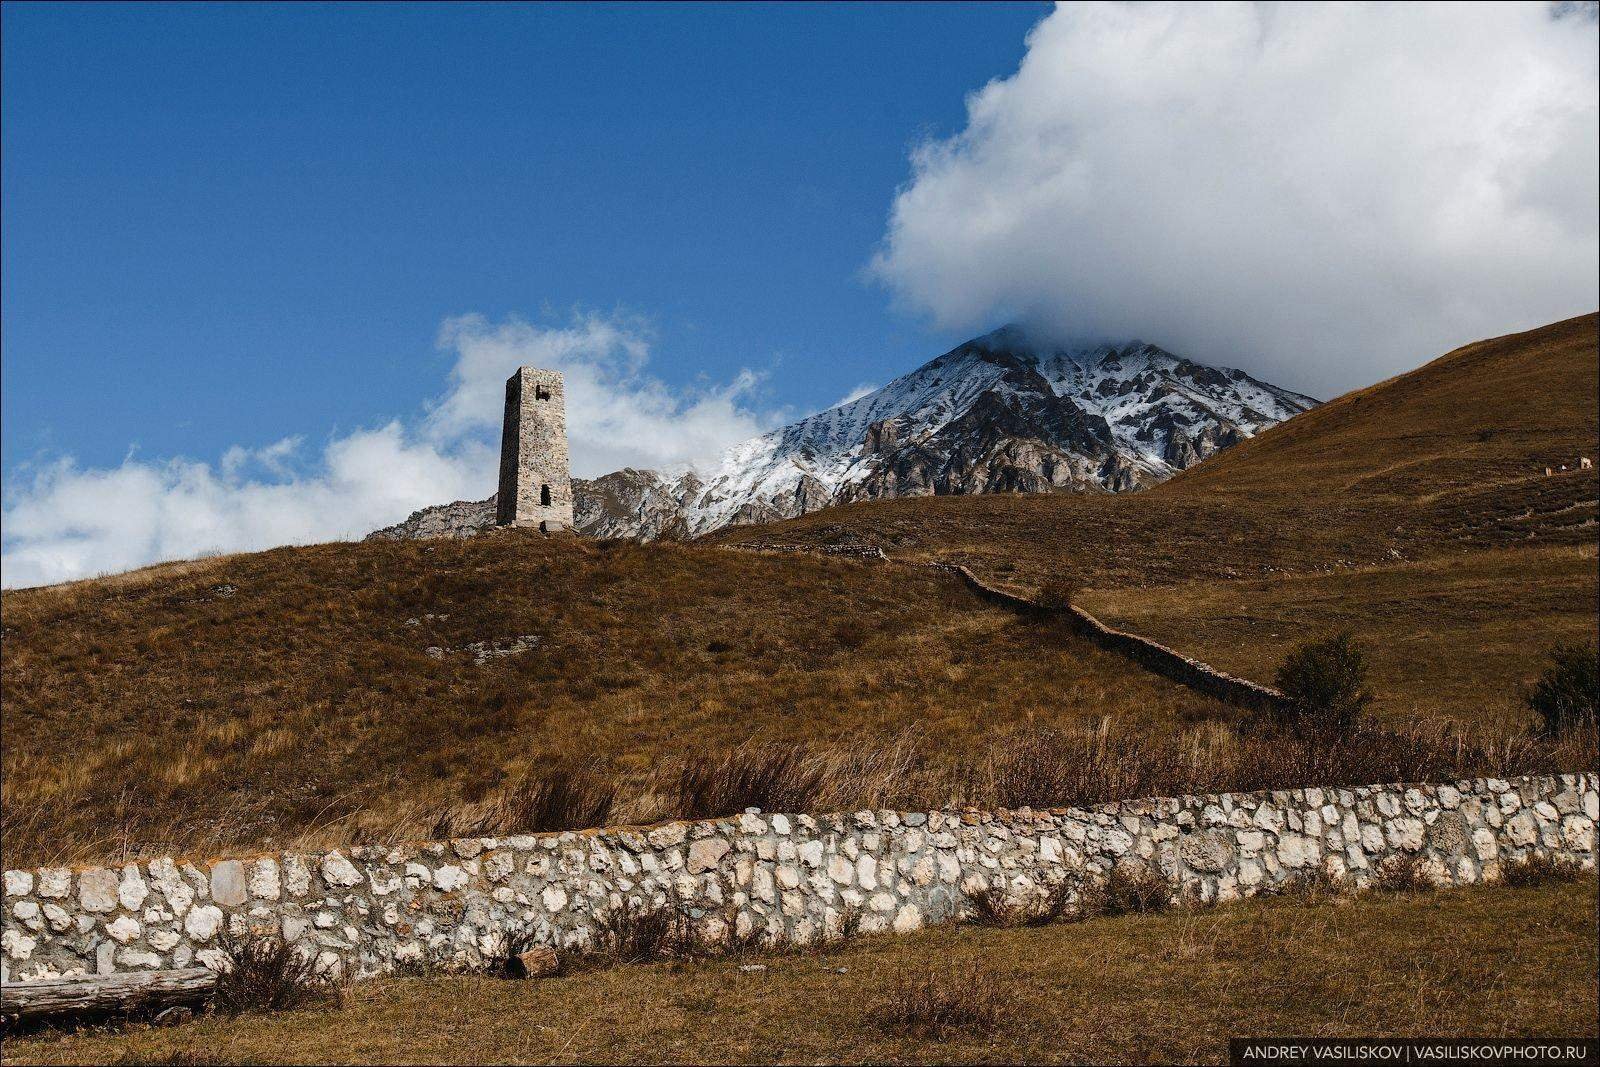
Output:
495 367 574 532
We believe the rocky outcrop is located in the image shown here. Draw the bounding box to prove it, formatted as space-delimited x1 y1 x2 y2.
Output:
365 497 497 541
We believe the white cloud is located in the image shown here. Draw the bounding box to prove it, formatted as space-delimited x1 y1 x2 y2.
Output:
1 314 783 588
872 1 1599 397
431 313 779 477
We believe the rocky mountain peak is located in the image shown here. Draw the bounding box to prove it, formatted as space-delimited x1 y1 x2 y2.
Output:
368 326 1317 544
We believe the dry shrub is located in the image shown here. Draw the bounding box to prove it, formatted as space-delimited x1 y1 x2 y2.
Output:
965 880 1076 928
875 961 1002 1039
1270 866 1343 900
213 933 339 1016
1035 578 1079 611
1371 854 1435 894
474 764 616 835
1086 865 1173 917
1526 641 1599 737
586 897 696 967
670 744 825 821
1500 852 1588 888
970 717 1596 817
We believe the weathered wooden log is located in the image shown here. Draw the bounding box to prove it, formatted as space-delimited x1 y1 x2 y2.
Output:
1 968 216 1024
507 945 559 979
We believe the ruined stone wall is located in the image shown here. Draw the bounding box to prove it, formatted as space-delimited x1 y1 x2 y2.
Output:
495 367 574 531
934 563 1290 713
4 774 1594 983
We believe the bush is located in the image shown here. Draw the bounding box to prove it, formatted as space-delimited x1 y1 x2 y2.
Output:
1272 632 1373 738
1500 852 1586 888
672 744 824 820
1089 864 1173 916
213 933 338 1015
965 880 1076 928
1035 578 1079 611
1525 641 1598 737
476 764 616 835
876 962 1002 1038
1371 854 1434 894
587 896 695 966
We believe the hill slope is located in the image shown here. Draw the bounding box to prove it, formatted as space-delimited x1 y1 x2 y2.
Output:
1 532 1240 867
708 314 1600 723
1164 311 1597 500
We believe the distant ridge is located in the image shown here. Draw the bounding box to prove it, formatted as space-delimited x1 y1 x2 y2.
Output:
371 326 1315 542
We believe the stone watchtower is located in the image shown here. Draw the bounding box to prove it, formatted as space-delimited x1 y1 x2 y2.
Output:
495 367 574 532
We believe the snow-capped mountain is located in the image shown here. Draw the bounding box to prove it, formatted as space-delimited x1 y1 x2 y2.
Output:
368 325 1316 543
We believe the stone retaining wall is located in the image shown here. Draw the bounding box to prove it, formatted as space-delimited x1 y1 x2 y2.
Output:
3 774 1594 983
935 563 1290 713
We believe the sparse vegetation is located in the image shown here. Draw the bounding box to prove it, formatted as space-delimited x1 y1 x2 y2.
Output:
875 961 1002 1039
1500 853 1588 888
1272 632 1373 738
471 764 617 836
2 536 1250 867
1526 640 1599 737
212 934 339 1017
964 880 1076 928
1088 864 1173 917
585 897 697 968
672 744 826 822
1371 854 1435 894
1035 577 1078 611
10 880 1589 1065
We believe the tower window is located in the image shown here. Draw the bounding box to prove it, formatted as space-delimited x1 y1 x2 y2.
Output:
541 484 552 506
535 384 551 401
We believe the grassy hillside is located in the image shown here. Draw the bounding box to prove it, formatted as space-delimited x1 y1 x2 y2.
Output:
6 880 1593 1065
709 314 1600 723
3 316 1593 867
1166 312 1598 500
2 532 1242 867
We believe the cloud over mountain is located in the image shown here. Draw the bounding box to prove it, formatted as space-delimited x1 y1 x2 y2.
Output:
871 1 1599 397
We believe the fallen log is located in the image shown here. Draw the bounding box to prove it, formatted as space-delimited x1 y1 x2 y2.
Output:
1 968 216 1025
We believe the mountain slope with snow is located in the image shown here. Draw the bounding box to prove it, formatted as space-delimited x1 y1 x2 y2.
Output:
369 325 1316 542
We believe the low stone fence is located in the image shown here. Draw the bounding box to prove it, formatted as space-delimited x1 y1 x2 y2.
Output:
4 773 1594 984
935 563 1290 713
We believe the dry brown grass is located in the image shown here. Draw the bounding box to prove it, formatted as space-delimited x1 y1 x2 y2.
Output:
874 961 1003 1038
3 880 1592 1065
1082 546 1599 728
1 534 1245 867
709 315 1599 729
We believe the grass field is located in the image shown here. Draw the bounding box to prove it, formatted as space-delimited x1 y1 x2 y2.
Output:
1082 545 1600 728
2 533 1244 867
709 315 1600 729
4 879 1594 1065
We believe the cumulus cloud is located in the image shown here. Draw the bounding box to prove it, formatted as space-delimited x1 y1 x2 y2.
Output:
872 1 1599 396
1 314 782 588
430 313 777 477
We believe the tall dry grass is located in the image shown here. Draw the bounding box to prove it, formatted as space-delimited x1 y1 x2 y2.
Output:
7 716 1587 869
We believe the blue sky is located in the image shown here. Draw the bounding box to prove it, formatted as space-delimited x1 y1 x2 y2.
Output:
2 1 1045 473
3 3 1594 587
